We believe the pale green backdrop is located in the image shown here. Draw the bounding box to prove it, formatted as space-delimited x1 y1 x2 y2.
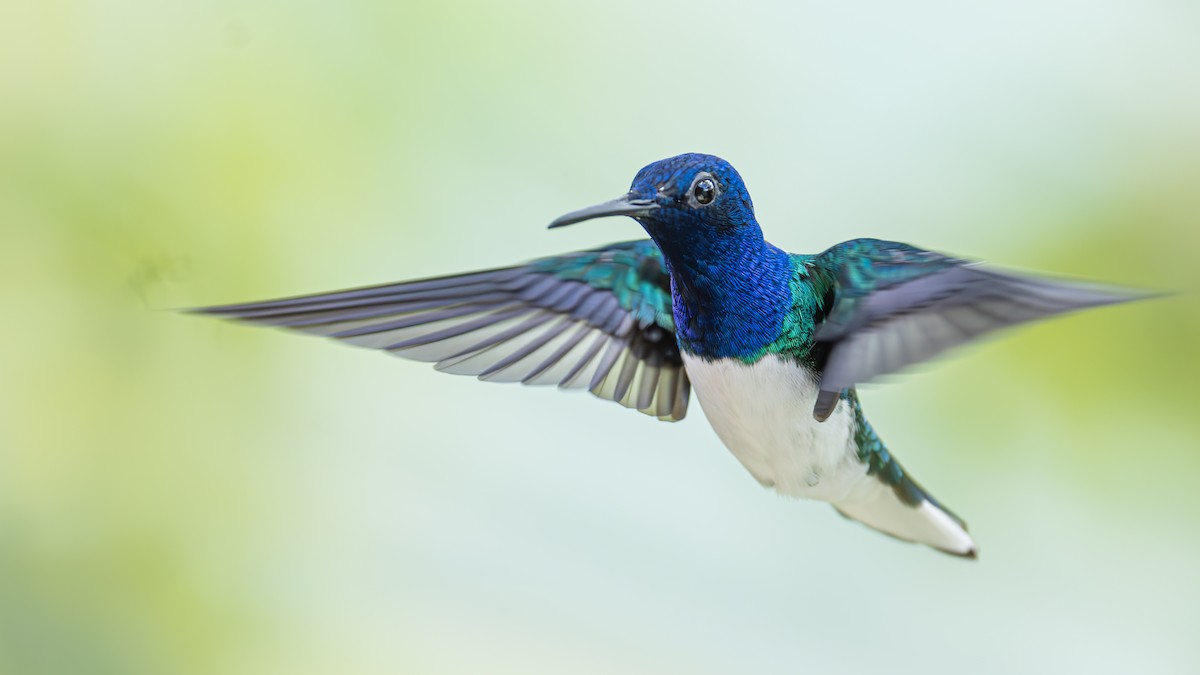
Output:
1 1 1198 674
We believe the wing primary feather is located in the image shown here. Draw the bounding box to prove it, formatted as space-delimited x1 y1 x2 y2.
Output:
330 302 516 338
612 349 641 403
433 311 558 359
559 331 612 388
959 299 1017 324
582 300 625 340
671 372 690 421
547 283 593 313
568 292 612 324
197 270 524 316
588 339 629 392
277 295 513 328
517 276 561 302
636 363 661 411
935 306 973 339
535 280 585 310
602 306 632 335
522 323 594 383
655 368 678 418
382 306 535 350
476 317 577 379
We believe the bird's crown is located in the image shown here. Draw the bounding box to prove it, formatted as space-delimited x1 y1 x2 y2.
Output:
628 153 756 229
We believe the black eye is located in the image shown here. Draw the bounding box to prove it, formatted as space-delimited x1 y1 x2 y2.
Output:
693 178 716 205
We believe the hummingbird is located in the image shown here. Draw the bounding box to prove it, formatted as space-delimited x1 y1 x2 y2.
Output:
194 153 1151 558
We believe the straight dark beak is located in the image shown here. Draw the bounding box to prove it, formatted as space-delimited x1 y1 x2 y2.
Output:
548 195 659 229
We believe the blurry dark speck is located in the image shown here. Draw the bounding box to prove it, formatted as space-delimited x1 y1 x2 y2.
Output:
128 255 192 310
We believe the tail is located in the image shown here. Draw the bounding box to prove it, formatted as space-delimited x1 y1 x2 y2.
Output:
834 392 977 558
833 483 976 558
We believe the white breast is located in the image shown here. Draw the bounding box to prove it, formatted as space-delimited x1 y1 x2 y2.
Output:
681 353 868 502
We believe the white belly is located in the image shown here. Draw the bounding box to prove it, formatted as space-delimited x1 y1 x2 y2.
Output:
682 353 868 502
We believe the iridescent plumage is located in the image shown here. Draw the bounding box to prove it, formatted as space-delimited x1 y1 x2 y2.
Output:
194 153 1152 557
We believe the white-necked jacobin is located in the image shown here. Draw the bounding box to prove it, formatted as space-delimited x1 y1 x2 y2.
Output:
195 153 1153 558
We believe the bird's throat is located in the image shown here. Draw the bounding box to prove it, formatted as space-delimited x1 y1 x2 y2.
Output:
656 235 795 360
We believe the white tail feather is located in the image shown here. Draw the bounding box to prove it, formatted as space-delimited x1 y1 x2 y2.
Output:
834 485 977 557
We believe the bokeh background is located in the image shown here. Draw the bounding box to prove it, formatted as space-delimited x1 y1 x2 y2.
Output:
2 1 1199 673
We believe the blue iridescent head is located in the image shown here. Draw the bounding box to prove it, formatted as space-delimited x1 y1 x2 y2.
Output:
550 153 793 358
548 153 762 248
550 153 791 356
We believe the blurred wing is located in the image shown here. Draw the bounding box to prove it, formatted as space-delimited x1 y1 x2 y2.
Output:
193 240 690 421
810 239 1151 421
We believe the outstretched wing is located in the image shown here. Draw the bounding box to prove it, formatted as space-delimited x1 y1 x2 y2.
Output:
809 238 1151 421
193 240 690 421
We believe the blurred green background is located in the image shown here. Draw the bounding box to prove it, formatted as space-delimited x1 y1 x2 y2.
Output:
2 1 1198 673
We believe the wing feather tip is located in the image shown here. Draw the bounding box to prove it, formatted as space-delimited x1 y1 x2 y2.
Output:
813 389 841 422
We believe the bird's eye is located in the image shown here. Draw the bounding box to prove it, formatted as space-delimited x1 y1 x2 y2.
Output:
693 177 716 205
